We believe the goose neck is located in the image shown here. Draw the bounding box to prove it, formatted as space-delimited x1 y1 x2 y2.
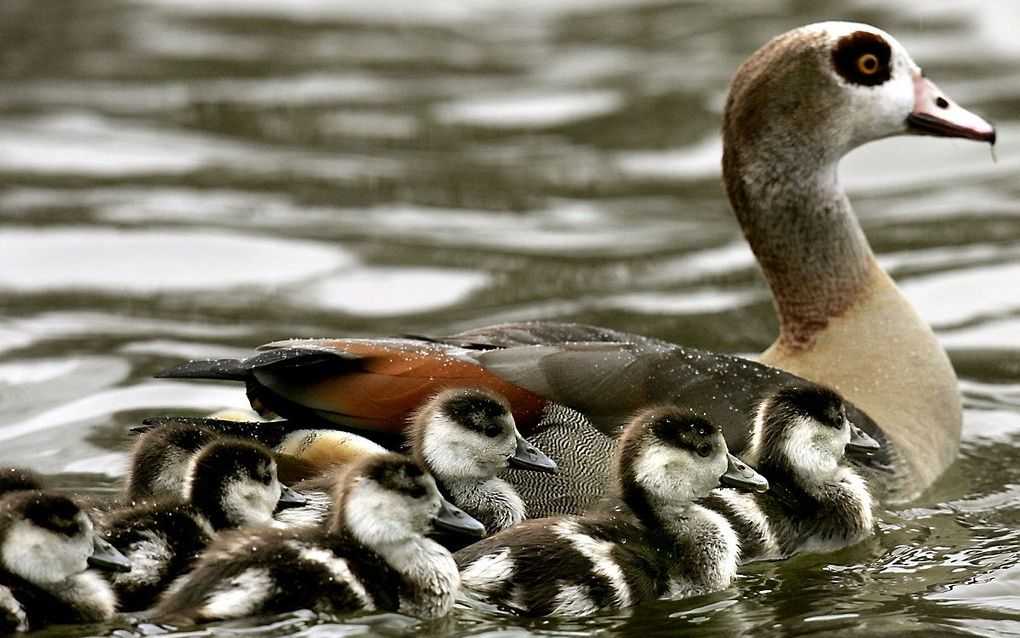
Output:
723 141 878 350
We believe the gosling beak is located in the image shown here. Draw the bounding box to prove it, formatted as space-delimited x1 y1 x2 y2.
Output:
88 535 132 573
275 485 307 510
507 434 558 474
846 425 881 453
906 72 995 143
719 452 769 493
433 498 486 537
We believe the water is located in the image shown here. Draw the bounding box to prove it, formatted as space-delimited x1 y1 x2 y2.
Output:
1 0 1018 636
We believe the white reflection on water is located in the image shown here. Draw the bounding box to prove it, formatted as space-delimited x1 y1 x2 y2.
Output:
6 311 254 340
139 0 683 24
1 188 702 257
296 267 491 316
613 137 722 181
0 359 83 386
0 0 1017 634
2 75 401 112
0 328 33 356
433 89 624 129
941 318 1020 349
0 381 252 471
0 113 399 179
843 125 1018 197
594 288 763 315
0 227 352 293
900 262 1020 329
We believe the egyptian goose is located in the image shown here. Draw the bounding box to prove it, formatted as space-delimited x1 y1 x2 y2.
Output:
158 23 994 503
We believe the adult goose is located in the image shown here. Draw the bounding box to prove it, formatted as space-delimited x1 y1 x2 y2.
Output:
159 23 995 503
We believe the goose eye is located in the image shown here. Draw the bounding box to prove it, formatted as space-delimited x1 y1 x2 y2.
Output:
483 423 502 438
832 31 891 86
857 53 879 75
696 443 712 458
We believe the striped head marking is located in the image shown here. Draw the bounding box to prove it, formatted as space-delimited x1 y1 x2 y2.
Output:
413 388 519 480
617 407 730 507
0 491 93 584
187 440 282 529
338 453 445 545
757 383 852 480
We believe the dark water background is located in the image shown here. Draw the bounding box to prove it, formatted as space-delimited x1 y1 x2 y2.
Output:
1 0 1018 636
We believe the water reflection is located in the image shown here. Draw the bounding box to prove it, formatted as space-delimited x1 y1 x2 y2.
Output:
0 0 1018 636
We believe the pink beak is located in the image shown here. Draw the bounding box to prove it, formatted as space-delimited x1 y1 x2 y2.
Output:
907 72 996 143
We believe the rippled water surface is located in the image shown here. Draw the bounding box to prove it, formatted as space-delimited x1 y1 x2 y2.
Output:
1 0 1018 636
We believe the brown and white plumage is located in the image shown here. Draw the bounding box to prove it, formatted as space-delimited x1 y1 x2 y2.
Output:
153 453 483 623
156 22 995 506
704 382 879 561
0 490 129 632
455 409 765 616
101 439 295 610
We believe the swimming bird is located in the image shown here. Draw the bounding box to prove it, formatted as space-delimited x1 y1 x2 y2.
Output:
101 438 303 611
122 421 217 503
455 408 766 616
141 387 556 534
703 383 880 561
157 22 995 504
152 453 484 623
0 490 130 632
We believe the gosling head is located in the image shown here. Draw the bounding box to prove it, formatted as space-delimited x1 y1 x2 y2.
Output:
0 491 130 584
753 383 881 484
335 453 485 546
410 387 556 483
616 407 767 518
184 439 302 530
125 422 217 502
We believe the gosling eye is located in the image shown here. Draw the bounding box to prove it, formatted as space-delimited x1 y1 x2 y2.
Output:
47 517 81 537
696 443 712 458
406 484 427 499
483 423 502 438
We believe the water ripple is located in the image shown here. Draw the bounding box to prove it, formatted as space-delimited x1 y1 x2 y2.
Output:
0 227 353 294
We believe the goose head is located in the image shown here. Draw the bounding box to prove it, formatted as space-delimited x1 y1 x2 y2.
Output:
184 439 303 529
0 490 130 584
725 21 994 173
411 387 556 483
616 408 768 518
750 383 880 483
335 452 485 545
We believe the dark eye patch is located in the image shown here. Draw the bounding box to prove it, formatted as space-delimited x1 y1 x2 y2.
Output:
442 392 509 436
370 458 430 498
832 31 892 86
649 410 719 454
20 494 83 537
773 384 847 429
46 515 82 537
403 482 428 499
